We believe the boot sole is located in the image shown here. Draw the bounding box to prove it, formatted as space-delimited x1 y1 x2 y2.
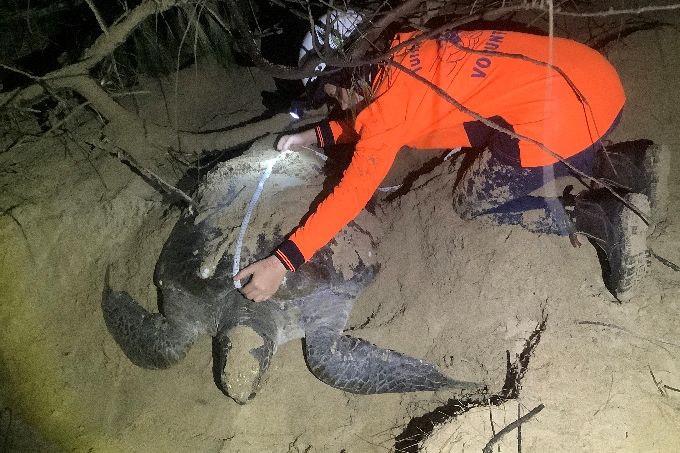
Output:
608 193 650 302
643 143 670 225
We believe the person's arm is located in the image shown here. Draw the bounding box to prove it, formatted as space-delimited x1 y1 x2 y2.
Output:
314 120 360 148
277 120 358 153
240 65 403 299
235 137 397 300
274 137 397 270
276 128 316 151
237 122 377 301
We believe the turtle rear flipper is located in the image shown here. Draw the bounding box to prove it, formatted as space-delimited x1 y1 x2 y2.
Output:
213 325 275 404
102 290 198 369
304 329 481 394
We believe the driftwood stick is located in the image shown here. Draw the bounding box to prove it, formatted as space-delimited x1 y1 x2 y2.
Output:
517 401 523 452
482 403 545 453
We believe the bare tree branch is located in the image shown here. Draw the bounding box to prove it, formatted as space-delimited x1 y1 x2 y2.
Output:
554 3 680 17
351 0 425 58
0 0 190 107
2 0 677 172
84 0 109 35
223 0 331 79
0 63 40 81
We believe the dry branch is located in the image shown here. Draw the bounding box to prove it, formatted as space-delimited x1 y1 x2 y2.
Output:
3 0 679 166
648 365 667 396
0 0 190 108
110 145 197 210
554 3 680 17
0 1 81 23
84 0 109 35
482 403 545 453
665 384 680 394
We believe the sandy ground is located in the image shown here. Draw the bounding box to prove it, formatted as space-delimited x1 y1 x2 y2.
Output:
1 27 679 453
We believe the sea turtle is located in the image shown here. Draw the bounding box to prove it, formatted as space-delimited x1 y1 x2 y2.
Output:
102 141 480 404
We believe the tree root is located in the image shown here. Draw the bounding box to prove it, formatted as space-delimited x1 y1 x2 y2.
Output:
394 310 548 452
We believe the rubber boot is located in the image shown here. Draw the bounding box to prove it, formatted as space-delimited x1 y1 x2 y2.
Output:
574 189 650 302
593 140 670 224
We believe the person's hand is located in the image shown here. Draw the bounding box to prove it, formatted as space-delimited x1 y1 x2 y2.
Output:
233 255 287 302
276 128 317 152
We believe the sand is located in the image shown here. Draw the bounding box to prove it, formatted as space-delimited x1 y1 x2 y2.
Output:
1 27 679 453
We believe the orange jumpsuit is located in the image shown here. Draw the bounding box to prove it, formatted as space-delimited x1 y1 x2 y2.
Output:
273 30 625 271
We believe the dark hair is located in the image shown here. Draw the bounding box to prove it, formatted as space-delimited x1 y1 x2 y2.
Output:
305 65 375 109
305 66 351 108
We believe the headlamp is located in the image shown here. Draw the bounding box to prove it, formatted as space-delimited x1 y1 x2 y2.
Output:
289 100 306 120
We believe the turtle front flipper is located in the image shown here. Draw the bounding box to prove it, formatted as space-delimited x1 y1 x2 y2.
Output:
102 289 198 369
304 328 481 394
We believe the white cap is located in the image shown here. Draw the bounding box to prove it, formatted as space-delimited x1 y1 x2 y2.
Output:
299 10 363 85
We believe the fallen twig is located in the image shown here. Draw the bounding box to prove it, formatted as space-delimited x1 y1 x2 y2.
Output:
517 401 523 453
648 365 667 396
110 145 198 211
488 398 496 437
0 204 35 263
650 249 680 272
576 320 680 352
482 403 545 453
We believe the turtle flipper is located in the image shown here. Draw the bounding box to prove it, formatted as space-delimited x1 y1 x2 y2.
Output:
102 289 198 369
213 325 275 404
304 329 481 394
212 297 278 404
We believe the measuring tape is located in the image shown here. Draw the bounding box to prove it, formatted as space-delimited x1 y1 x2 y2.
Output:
232 155 282 288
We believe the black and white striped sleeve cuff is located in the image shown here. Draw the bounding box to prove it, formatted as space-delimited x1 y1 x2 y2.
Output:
314 121 335 149
273 239 305 272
